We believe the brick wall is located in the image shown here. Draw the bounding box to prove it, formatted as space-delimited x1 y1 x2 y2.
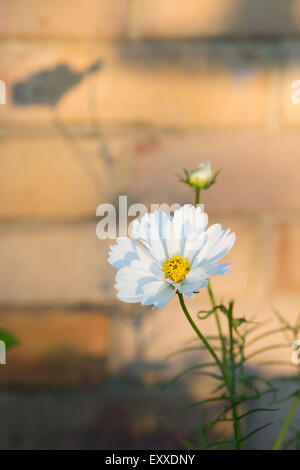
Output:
0 0 299 391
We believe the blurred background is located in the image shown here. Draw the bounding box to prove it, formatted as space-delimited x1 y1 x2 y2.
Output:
0 0 299 450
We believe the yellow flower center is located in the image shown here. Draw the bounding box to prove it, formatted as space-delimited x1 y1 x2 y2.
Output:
162 255 191 283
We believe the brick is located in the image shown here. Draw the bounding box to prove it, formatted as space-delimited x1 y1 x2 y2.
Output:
0 0 298 41
0 135 131 219
0 223 116 306
206 217 260 299
6 130 299 220
187 296 300 377
0 389 207 450
0 310 109 385
272 221 300 293
131 131 300 212
0 0 129 39
281 41 300 127
139 0 299 39
110 295 300 381
109 296 213 385
1 0 298 42
0 41 270 128
230 297 300 375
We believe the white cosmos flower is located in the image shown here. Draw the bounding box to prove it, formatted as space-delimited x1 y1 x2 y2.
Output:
108 205 236 309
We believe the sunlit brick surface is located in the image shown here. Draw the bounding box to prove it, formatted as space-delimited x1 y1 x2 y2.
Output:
0 0 299 411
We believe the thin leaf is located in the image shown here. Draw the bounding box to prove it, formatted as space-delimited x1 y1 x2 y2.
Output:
238 375 273 388
236 408 279 421
0 330 18 349
184 335 221 346
236 388 279 405
165 346 208 360
271 390 300 405
160 363 216 390
160 395 229 420
257 360 296 367
242 343 288 362
206 422 272 449
246 327 293 348
180 440 195 450
193 371 223 381
165 344 221 360
244 318 273 338
239 422 273 443
273 310 296 343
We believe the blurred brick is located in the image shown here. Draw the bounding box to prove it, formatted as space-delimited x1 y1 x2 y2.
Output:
5 130 299 219
272 221 300 293
139 0 299 39
131 131 300 212
0 135 131 219
281 41 300 127
0 224 115 306
0 310 109 385
110 294 300 384
207 217 260 299
0 42 111 124
0 0 129 39
0 387 205 449
229 296 300 376
0 41 270 128
0 0 298 41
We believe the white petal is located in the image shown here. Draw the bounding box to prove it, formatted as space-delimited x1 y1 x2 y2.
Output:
148 211 170 261
141 281 176 309
201 234 236 268
170 205 208 256
205 263 232 277
108 237 139 269
193 227 235 268
129 260 163 280
117 294 141 303
115 266 158 301
133 211 170 263
178 279 208 297
184 231 208 265
178 267 208 297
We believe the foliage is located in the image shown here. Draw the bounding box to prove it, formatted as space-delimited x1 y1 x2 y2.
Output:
161 166 300 450
0 329 18 350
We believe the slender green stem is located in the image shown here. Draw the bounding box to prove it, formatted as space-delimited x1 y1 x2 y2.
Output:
273 395 300 450
194 188 226 366
207 283 245 449
193 185 243 449
177 293 230 390
195 187 200 205
228 301 241 450
207 280 227 366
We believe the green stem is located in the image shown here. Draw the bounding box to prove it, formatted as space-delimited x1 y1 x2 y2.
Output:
195 187 200 205
193 185 243 448
273 395 300 450
177 293 230 391
195 188 226 366
228 301 241 450
207 284 245 449
207 280 227 366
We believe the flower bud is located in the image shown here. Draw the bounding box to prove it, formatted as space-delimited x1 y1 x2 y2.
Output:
291 340 300 350
188 161 214 188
